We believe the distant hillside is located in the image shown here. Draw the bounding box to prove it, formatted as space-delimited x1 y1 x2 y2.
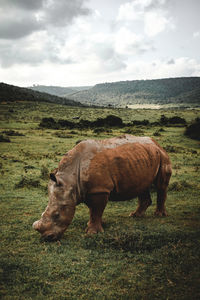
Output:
29 85 92 97
0 82 83 106
69 77 200 107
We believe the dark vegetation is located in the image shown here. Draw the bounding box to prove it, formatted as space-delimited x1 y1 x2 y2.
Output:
39 114 123 129
0 82 82 106
39 114 187 130
0 100 200 299
159 114 186 125
70 77 200 106
185 117 200 140
0 134 10 142
2 130 25 136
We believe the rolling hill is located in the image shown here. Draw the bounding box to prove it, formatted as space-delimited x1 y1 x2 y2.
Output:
69 77 200 107
0 82 83 106
29 85 92 97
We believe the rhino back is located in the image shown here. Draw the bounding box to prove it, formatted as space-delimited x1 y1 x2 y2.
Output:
85 141 164 200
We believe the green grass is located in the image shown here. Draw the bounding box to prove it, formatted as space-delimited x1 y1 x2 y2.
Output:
0 101 200 299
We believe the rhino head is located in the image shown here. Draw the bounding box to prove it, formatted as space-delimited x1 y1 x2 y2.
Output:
33 172 76 241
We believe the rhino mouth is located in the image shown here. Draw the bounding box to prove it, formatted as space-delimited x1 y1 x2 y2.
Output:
42 232 62 242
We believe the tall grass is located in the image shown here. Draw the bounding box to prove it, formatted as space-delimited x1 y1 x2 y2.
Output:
0 101 200 299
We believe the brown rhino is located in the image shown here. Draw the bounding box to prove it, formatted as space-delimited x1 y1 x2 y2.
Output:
33 135 172 241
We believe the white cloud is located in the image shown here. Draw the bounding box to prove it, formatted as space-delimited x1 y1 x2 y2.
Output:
0 0 92 68
0 0 91 40
193 31 200 38
114 27 154 55
144 10 171 37
116 0 174 37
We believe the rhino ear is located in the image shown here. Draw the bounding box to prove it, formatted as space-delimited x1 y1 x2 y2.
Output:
50 173 57 183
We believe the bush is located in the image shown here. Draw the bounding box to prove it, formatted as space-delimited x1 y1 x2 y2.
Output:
0 134 11 142
160 115 186 126
102 115 123 127
93 127 105 134
185 118 200 140
15 176 40 188
40 166 49 180
164 145 183 153
169 116 186 125
123 127 144 135
168 180 194 191
153 131 161 137
132 119 149 126
39 117 58 129
92 115 123 128
78 119 92 129
57 119 74 128
2 130 24 136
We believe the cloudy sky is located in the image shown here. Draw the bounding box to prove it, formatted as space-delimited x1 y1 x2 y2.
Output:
0 0 200 87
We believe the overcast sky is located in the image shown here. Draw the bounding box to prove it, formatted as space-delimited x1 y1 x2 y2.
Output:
0 0 199 87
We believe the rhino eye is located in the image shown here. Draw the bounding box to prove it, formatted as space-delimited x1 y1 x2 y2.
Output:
52 212 60 220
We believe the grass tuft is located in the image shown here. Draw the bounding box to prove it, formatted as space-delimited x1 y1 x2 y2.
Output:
15 176 41 189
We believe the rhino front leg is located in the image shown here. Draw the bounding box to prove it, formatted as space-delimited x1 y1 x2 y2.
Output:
129 189 152 217
85 193 108 234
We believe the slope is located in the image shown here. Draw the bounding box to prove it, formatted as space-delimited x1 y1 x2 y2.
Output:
29 85 92 97
0 82 83 106
69 77 200 107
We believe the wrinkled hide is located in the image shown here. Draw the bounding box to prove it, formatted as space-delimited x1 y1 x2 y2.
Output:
33 134 172 240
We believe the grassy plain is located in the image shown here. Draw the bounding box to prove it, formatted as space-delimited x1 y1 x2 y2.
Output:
0 101 200 299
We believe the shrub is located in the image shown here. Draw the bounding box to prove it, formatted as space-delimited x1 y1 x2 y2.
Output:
57 119 74 128
103 115 123 127
164 145 183 153
168 180 194 191
184 118 200 141
169 116 186 125
132 119 149 126
2 130 24 136
153 131 161 137
15 176 40 188
40 166 49 180
78 119 92 129
160 115 186 126
70 130 78 135
123 127 144 135
0 134 11 142
93 128 105 134
93 115 123 127
39 117 58 129
160 114 168 125
39 115 124 130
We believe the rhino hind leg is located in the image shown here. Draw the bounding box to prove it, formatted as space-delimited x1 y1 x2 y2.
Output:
154 164 172 217
129 189 152 217
155 188 168 216
85 193 108 234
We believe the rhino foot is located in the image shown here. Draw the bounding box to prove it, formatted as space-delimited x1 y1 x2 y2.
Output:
85 224 104 234
154 210 168 217
129 211 145 217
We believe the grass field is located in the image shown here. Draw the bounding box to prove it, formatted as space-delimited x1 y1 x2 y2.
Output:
0 101 200 299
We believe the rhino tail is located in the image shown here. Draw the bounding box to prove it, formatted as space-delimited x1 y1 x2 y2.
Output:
155 155 172 190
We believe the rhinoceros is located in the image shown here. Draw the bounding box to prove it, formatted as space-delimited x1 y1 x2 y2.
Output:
33 134 172 241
